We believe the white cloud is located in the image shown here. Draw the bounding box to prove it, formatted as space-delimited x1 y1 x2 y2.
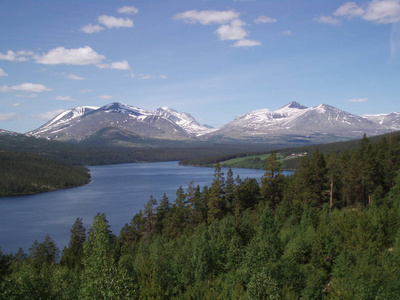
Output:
0 83 52 93
315 15 342 25
118 6 138 15
216 19 248 40
0 50 34 62
175 9 261 48
81 24 104 34
13 103 20 106
32 110 65 120
254 16 277 24
138 74 151 80
0 113 21 121
99 95 113 99
330 0 400 24
98 15 134 28
364 0 400 23
65 73 85 80
15 94 37 98
36 46 105 65
56 96 73 101
174 10 240 25
0 68 8 77
97 60 131 70
334 2 365 18
232 39 262 47
282 30 293 36
348 98 368 102
160 75 168 79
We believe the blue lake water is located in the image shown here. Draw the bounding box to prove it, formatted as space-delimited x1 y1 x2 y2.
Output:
0 161 289 254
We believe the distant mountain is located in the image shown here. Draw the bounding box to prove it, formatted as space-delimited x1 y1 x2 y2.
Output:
25 101 398 145
363 112 400 131
27 102 215 142
206 101 390 144
0 129 21 137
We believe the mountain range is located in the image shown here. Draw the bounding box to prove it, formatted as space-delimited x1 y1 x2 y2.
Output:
22 101 400 146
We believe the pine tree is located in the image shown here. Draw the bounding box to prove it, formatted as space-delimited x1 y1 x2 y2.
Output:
60 217 86 269
260 152 284 211
207 163 226 223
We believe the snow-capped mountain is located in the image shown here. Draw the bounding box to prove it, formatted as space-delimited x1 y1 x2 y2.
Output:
207 101 390 143
363 112 400 131
27 102 215 142
26 101 398 145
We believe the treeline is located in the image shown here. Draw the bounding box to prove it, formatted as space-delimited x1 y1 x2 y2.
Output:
0 152 90 196
180 131 400 170
0 134 271 166
1 135 400 298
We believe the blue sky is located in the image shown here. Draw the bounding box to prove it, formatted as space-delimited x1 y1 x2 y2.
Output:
1 0 400 133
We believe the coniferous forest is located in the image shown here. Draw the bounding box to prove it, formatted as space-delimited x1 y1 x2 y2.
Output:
0 152 91 196
1 134 400 299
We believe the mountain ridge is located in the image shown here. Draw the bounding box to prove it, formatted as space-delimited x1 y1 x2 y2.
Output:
25 101 399 145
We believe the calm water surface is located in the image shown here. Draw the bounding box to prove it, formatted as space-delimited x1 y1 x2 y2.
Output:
0 161 275 254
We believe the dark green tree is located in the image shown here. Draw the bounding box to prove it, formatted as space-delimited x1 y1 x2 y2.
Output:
60 217 86 270
207 163 226 223
260 152 284 211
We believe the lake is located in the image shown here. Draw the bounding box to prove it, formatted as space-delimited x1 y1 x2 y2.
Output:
0 161 290 254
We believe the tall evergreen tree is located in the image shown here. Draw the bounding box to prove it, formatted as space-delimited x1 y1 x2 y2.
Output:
60 217 86 270
207 163 226 223
260 152 284 211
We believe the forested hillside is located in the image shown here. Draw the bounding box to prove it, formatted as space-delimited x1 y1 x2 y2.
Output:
181 131 400 170
0 133 273 166
0 152 91 196
1 134 400 298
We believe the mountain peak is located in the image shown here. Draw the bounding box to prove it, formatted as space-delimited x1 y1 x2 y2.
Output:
280 101 308 110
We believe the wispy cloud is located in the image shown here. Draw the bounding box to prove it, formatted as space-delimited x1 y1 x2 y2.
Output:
98 15 133 29
15 94 37 98
118 6 138 15
348 98 368 103
315 15 341 25
0 68 8 77
97 60 131 70
254 16 277 24
323 0 400 25
65 73 85 80
0 83 52 93
80 89 93 93
0 50 34 62
81 24 104 34
232 39 262 47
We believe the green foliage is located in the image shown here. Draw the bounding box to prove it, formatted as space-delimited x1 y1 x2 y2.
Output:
2 133 400 298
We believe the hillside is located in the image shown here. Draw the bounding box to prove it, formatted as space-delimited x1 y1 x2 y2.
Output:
0 152 90 196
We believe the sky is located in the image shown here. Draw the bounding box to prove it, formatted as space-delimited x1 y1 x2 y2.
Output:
1 0 400 133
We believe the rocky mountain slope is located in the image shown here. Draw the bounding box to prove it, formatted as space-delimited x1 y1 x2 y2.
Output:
27 102 215 142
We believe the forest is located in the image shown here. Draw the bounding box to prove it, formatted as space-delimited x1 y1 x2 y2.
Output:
0 152 90 196
1 134 400 299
